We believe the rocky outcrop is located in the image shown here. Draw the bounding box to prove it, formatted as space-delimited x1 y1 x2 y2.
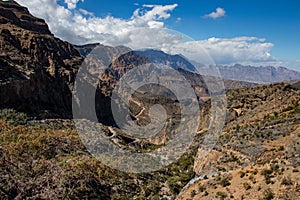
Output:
0 0 83 118
74 43 100 58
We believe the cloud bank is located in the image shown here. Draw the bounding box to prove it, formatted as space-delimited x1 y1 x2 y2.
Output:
15 0 285 67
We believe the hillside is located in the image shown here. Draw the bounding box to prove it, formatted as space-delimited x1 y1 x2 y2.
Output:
0 0 82 118
177 82 300 199
1 82 300 199
0 1 300 199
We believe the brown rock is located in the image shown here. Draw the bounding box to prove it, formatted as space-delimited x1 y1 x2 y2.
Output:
0 0 83 118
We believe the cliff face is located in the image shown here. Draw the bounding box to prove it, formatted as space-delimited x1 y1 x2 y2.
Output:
0 0 83 117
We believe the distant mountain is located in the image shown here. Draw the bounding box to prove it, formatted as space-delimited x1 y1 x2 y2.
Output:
1 2 300 199
75 44 300 84
74 46 196 72
73 43 100 57
0 0 82 117
74 44 258 95
214 64 300 83
135 49 196 72
0 1 258 120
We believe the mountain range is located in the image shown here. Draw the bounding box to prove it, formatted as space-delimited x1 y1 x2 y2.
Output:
215 64 300 83
0 1 300 199
75 44 300 83
0 0 261 119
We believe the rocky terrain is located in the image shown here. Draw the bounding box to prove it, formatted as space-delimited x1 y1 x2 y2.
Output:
0 0 82 118
177 82 300 199
74 43 100 58
1 80 299 199
0 1 300 200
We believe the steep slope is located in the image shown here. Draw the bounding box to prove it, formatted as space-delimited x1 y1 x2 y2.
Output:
177 82 300 199
73 43 100 57
0 0 82 117
1 82 299 199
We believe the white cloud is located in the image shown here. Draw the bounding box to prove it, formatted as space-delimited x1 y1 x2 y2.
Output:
16 0 178 45
199 37 275 64
167 37 277 67
14 0 284 67
138 4 178 20
204 7 226 19
176 17 182 23
286 60 300 72
79 8 94 16
64 0 83 9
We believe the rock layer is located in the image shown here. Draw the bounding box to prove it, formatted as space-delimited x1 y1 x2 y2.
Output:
0 0 83 118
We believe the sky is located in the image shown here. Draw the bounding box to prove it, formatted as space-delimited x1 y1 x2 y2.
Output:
14 0 300 71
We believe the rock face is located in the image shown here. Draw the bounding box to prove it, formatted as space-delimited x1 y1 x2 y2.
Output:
0 0 82 117
135 49 196 72
215 64 300 83
74 43 100 58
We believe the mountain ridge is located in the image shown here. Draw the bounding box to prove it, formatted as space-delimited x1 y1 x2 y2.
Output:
0 1 299 199
215 64 300 83
75 44 300 83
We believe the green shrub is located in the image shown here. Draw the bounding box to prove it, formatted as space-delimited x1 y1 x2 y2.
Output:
216 191 227 199
292 168 299 173
281 176 293 186
261 169 273 176
0 109 28 126
198 185 206 192
243 182 251 190
191 190 196 198
261 169 274 184
239 171 246 178
220 177 231 187
278 146 284 151
260 188 274 200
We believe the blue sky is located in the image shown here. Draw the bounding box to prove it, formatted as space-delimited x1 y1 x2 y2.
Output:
16 0 300 71
76 0 300 61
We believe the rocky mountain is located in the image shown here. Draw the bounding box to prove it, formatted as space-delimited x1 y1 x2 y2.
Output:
76 44 300 84
177 82 300 199
75 45 257 91
74 43 101 57
1 78 299 200
0 1 208 124
214 64 300 83
0 1 300 199
135 49 196 72
0 0 82 118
